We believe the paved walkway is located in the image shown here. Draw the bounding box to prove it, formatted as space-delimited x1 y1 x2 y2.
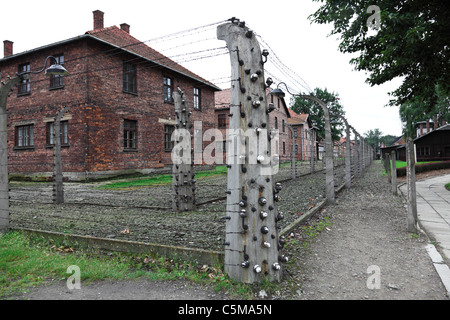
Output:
400 174 450 294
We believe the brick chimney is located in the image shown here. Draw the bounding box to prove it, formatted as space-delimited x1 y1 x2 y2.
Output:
120 23 130 34
93 10 104 30
3 40 13 57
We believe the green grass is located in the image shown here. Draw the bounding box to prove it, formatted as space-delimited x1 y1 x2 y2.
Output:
445 182 450 191
381 160 439 175
0 231 255 299
0 231 133 297
98 166 228 190
394 161 434 169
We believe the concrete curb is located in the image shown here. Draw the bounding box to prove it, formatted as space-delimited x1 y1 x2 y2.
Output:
12 227 224 266
397 181 450 297
426 244 450 296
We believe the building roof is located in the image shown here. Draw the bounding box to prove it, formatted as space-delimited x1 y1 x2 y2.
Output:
414 123 450 141
1 25 220 92
287 108 309 125
86 26 220 91
215 88 232 110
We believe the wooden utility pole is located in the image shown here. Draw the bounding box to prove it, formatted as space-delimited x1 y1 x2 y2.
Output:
172 88 196 212
53 106 71 204
0 75 25 232
218 19 285 283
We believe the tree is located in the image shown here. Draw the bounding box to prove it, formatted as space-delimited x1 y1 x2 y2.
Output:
309 0 450 108
364 128 383 155
380 134 397 147
291 87 345 141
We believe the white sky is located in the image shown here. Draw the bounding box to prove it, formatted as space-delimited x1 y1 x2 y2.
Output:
1 0 404 137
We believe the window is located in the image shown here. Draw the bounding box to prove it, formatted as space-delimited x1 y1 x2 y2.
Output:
15 125 34 148
163 77 173 103
18 63 30 95
218 114 227 129
418 146 430 157
164 125 174 151
124 120 137 150
283 142 286 154
275 117 278 129
50 54 65 89
123 62 137 94
282 119 285 133
193 87 201 110
47 121 69 146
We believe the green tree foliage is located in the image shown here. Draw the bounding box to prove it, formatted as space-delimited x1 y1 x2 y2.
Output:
309 0 450 108
291 87 345 141
364 128 383 153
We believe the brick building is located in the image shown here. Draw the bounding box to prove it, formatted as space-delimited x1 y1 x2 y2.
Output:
287 109 315 161
215 88 295 162
0 10 220 180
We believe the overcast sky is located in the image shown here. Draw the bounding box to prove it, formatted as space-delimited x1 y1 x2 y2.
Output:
1 0 404 137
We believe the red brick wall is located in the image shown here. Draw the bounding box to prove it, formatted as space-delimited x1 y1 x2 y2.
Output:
1 37 217 177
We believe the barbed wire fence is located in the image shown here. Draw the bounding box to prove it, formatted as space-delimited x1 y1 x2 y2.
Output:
5 18 375 263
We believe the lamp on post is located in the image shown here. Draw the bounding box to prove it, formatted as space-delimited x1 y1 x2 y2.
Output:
271 82 335 204
17 55 68 80
0 56 69 232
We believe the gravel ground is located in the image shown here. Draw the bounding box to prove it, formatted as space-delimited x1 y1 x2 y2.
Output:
7 160 449 301
9 161 341 252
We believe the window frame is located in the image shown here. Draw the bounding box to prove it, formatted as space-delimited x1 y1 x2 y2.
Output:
123 61 137 94
193 87 201 110
163 76 173 103
218 114 227 129
164 125 175 152
18 63 31 95
46 120 69 147
49 54 65 90
15 124 34 149
123 119 138 150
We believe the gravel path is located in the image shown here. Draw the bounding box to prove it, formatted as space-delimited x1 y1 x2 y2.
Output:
279 161 449 300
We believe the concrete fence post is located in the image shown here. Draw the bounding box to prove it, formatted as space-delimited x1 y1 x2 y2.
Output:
172 88 196 212
391 150 397 195
406 138 418 233
0 75 24 232
53 106 71 204
218 19 285 283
